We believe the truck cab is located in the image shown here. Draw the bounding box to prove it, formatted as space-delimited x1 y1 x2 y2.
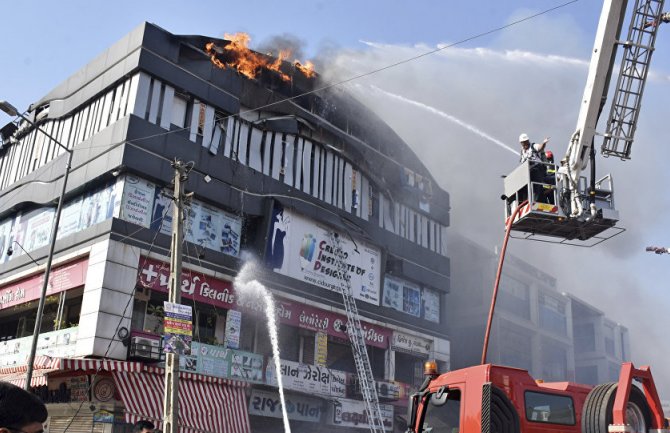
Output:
407 363 665 433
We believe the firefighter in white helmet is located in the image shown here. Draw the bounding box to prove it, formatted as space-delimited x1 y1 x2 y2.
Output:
518 133 550 163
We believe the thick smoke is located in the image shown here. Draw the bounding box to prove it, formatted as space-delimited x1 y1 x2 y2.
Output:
321 23 670 396
256 33 306 61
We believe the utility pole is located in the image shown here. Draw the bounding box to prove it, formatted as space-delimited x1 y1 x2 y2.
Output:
163 159 189 433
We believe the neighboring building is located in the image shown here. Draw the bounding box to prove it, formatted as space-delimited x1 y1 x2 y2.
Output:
0 23 450 433
569 294 630 385
447 233 628 384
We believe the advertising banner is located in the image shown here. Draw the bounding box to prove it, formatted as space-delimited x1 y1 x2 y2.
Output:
57 198 83 240
248 389 322 422
382 275 403 312
391 331 432 357
266 359 347 397
163 302 192 355
23 208 54 252
223 310 241 349
422 288 440 323
383 275 420 317
183 342 264 383
121 176 156 228
140 257 392 348
0 258 88 310
0 327 79 367
265 204 381 304
327 398 394 431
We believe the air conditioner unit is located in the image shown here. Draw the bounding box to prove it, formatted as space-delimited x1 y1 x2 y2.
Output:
131 336 161 360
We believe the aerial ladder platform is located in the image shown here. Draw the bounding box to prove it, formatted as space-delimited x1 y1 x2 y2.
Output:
503 0 667 246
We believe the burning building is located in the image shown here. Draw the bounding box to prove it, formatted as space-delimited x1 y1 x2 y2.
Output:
0 23 450 432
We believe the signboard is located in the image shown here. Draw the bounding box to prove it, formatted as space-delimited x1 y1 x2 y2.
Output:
265 204 381 304
23 209 54 252
249 389 322 422
383 275 420 317
121 176 156 228
139 257 393 349
266 359 346 397
327 398 394 431
163 302 192 355
314 332 328 367
422 288 440 323
0 327 79 367
68 375 89 402
391 331 432 357
223 310 241 349
183 342 264 383
0 258 88 310
229 350 264 382
57 198 83 240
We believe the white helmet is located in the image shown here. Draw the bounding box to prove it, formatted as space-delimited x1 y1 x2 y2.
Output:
519 133 529 142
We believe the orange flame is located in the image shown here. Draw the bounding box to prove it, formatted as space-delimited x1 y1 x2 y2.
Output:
205 32 316 81
294 60 316 78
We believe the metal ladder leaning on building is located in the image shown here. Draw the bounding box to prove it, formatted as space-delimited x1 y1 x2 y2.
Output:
602 0 668 158
328 231 386 433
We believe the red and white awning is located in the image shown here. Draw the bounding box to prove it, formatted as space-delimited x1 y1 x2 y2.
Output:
114 370 250 433
0 357 251 433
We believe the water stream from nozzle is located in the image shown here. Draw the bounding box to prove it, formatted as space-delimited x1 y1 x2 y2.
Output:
235 262 291 433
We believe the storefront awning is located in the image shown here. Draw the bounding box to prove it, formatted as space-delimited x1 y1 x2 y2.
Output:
0 357 251 433
115 370 249 433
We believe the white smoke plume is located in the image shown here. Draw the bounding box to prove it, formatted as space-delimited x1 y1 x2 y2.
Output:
321 26 670 397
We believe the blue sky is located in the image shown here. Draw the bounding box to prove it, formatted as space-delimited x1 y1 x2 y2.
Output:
2 0 610 111
3 0 670 392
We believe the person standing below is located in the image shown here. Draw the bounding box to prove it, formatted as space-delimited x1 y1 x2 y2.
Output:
0 382 48 433
133 421 156 433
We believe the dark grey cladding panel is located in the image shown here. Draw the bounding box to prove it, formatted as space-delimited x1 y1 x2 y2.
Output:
137 48 240 115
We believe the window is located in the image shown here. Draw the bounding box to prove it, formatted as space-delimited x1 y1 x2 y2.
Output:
574 323 596 352
328 338 356 373
499 275 530 320
539 294 567 336
540 340 568 381
525 391 575 425
395 352 424 387
421 389 461 433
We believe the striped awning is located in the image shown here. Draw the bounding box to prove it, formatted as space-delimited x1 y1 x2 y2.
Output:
0 357 250 433
0 369 54 388
114 370 250 433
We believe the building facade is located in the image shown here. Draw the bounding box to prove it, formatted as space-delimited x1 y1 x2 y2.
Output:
0 23 450 433
447 234 629 384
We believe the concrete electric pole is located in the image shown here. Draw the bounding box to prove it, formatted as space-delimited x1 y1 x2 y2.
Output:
163 159 190 433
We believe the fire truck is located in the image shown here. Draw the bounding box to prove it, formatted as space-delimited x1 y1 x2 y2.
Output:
406 0 669 432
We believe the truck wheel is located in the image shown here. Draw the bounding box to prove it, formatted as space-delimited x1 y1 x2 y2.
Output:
582 383 651 433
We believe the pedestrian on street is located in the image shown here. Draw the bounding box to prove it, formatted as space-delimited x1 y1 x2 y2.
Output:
0 382 48 433
133 420 156 433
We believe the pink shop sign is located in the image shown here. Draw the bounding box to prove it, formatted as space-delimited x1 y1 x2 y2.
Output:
139 257 391 348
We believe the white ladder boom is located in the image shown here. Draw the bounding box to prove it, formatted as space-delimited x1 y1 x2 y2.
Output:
329 231 386 433
602 0 666 159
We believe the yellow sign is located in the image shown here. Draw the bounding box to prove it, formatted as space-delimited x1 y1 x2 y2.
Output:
315 332 328 367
